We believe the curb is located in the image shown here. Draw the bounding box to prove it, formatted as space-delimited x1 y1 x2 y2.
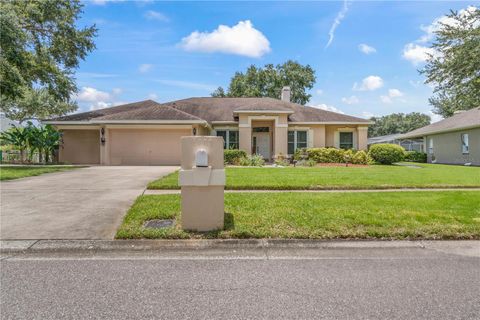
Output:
0 239 434 253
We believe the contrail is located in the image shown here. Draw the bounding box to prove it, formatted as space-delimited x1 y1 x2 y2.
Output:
326 0 350 48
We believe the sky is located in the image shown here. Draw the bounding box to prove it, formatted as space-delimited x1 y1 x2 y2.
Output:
74 0 477 122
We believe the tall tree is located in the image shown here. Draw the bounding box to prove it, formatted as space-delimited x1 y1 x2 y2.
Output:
0 0 97 120
421 7 480 117
212 60 316 105
368 112 431 137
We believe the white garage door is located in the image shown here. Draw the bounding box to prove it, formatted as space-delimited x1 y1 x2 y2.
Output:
109 128 191 165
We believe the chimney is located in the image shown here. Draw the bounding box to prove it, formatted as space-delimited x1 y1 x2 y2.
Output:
281 86 291 102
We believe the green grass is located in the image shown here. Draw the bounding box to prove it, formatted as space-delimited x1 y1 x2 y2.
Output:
0 165 83 181
116 191 480 240
148 163 480 190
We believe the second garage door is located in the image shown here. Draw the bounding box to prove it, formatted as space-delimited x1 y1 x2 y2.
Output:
109 128 191 165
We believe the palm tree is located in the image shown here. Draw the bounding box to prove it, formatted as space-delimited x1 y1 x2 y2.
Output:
1 126 29 163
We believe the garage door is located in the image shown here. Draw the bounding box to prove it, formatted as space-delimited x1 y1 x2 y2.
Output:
60 130 100 164
109 129 191 165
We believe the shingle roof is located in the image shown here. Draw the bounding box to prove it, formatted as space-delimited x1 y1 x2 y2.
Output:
401 107 480 138
48 97 371 124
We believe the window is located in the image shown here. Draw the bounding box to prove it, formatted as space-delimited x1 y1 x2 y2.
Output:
339 132 353 149
288 130 308 154
428 138 434 154
461 134 469 154
216 130 239 149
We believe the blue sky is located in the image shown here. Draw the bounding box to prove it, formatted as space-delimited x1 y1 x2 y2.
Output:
74 0 477 121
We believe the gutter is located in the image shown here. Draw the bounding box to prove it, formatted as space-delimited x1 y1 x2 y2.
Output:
401 124 480 139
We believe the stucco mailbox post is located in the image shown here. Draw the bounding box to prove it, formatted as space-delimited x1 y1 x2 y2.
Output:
178 136 225 231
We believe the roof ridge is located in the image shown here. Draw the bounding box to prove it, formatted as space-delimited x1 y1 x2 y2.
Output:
160 102 206 121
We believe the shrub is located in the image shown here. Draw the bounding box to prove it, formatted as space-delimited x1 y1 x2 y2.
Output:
404 151 427 163
296 159 317 167
293 148 307 161
351 150 370 165
305 147 345 163
368 144 405 164
239 154 265 166
274 153 290 166
224 149 247 165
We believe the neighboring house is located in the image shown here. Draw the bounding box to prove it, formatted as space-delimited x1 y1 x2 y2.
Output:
45 87 371 165
401 107 480 166
368 133 424 152
0 113 19 132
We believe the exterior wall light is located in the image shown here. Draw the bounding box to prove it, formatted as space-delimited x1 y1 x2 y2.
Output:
100 128 106 145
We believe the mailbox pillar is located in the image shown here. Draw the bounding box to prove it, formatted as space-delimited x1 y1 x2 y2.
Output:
178 136 225 231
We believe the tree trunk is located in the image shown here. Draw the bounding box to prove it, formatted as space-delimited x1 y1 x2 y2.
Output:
39 149 44 164
20 149 25 164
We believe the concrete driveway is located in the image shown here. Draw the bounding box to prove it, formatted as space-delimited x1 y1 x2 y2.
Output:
0 166 177 240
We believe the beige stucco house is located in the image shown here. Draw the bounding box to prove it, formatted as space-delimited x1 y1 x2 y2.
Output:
401 107 480 166
45 88 371 165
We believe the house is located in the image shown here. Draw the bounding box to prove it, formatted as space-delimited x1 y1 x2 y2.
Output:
368 133 424 152
401 107 480 165
0 113 19 132
45 87 371 165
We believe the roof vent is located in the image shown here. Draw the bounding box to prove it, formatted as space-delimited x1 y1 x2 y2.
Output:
281 86 291 102
171 102 177 109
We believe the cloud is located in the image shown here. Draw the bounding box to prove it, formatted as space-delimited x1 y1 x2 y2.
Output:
147 93 158 100
180 20 271 58
326 0 350 48
388 89 403 98
75 87 123 111
361 111 374 118
144 10 169 22
380 88 404 104
155 79 216 91
311 104 345 114
139 64 153 73
402 43 437 65
403 6 478 65
358 43 376 54
341 95 359 105
316 89 324 95
428 111 443 123
353 75 384 91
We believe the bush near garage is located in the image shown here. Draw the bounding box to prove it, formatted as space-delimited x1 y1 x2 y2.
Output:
224 149 247 165
404 151 427 163
368 144 405 164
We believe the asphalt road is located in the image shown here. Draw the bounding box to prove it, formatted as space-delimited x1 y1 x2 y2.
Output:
1 246 479 319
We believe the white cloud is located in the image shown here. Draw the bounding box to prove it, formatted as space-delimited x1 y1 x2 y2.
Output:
75 87 123 111
180 20 270 58
388 89 403 98
380 88 404 104
353 75 384 91
380 95 392 104
402 43 437 65
77 87 111 102
361 111 374 118
144 10 169 22
341 95 359 105
311 104 345 114
358 43 376 54
316 89 324 95
139 63 153 73
428 111 443 123
403 6 478 65
147 93 158 100
325 0 350 48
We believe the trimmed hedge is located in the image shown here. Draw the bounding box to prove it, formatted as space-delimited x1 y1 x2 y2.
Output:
224 149 247 165
368 144 405 164
404 151 427 163
295 147 370 165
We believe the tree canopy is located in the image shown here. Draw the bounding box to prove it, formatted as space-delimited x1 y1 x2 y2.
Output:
0 0 97 121
211 60 316 105
368 112 431 137
421 7 480 117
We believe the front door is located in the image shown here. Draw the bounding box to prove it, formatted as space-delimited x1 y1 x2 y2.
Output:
252 132 271 160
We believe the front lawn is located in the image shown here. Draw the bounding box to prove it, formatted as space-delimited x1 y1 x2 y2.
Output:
116 191 480 240
148 163 480 190
0 165 83 181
